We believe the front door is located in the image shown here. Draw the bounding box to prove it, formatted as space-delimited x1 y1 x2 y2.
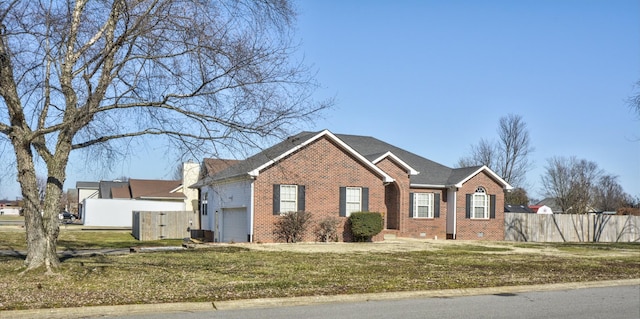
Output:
385 183 400 230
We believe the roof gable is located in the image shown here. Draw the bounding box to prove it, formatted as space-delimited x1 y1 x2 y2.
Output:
370 151 419 175
248 130 394 183
201 130 394 184
449 165 513 190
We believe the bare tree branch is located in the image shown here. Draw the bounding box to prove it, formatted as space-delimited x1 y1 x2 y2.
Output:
0 0 330 271
541 156 604 214
457 114 533 187
629 80 640 118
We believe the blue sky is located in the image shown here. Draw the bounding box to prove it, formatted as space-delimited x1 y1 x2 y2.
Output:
293 0 640 200
1 0 638 201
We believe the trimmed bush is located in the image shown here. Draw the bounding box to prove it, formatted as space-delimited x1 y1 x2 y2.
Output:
274 211 311 243
348 212 383 242
316 216 340 242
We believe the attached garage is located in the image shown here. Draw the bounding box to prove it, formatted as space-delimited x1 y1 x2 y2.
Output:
221 208 248 242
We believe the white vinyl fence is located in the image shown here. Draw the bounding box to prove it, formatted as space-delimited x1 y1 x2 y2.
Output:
82 198 185 227
505 213 640 242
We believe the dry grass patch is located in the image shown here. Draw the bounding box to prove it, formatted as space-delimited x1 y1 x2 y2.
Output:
0 243 638 311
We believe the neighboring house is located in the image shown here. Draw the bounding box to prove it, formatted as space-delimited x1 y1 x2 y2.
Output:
192 130 512 243
534 198 599 214
505 204 534 214
529 204 553 214
535 198 563 214
77 181 100 218
98 180 130 199
0 200 22 215
79 162 200 227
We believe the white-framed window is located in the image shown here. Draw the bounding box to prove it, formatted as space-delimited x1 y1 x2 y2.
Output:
201 192 208 216
472 187 489 219
345 187 362 216
279 184 298 213
413 193 434 218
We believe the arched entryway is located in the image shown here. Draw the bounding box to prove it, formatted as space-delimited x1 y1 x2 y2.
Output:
385 182 400 230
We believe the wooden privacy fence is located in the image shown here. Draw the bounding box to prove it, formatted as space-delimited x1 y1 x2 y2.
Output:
505 213 640 242
132 211 192 241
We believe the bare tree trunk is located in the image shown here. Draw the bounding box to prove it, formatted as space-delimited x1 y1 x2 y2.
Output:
12 141 60 271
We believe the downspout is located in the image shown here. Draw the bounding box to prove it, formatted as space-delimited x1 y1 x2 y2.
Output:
197 189 202 230
452 187 457 239
249 179 255 243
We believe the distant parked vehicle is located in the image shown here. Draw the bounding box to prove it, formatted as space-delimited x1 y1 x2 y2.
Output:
59 211 78 222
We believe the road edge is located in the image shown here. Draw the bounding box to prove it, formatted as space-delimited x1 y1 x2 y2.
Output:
2 279 638 319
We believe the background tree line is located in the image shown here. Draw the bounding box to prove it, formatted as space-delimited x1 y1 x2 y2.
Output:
458 113 638 214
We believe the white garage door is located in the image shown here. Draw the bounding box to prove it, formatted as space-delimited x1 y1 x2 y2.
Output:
221 208 248 243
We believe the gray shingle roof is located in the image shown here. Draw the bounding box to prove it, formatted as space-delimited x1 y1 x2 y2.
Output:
206 131 318 181
447 166 484 185
505 204 534 213
333 133 453 186
202 130 505 188
99 181 129 199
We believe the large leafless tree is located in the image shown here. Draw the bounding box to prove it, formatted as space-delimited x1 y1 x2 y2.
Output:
0 0 329 272
458 114 533 187
541 157 603 214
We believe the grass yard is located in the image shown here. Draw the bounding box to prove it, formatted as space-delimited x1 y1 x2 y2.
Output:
0 230 183 251
0 215 24 221
0 230 638 311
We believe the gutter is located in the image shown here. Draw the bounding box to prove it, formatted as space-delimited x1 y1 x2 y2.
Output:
410 184 448 189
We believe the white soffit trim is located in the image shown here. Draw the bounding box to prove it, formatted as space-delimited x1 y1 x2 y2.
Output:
248 130 395 183
454 165 513 190
372 151 419 175
410 184 446 189
169 185 182 193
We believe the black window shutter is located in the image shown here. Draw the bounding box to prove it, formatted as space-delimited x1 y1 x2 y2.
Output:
297 185 306 212
490 195 496 219
273 184 280 215
434 193 440 218
465 194 471 219
361 187 369 212
409 193 414 217
339 187 346 217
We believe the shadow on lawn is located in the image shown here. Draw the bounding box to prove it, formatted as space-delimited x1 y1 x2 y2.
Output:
0 246 26 261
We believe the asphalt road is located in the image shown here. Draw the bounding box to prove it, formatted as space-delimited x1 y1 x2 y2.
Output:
103 284 639 319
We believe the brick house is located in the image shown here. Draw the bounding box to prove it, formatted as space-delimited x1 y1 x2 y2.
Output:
192 130 512 243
